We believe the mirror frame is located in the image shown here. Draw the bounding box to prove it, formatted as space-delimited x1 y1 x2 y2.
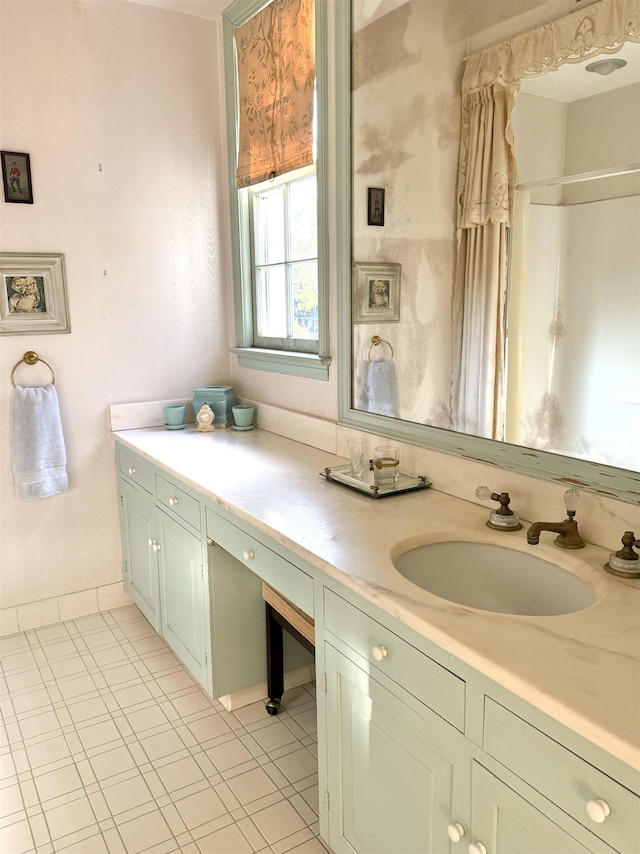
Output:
334 0 640 505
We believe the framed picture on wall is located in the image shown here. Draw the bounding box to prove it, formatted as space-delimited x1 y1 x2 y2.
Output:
367 187 385 226
354 262 401 323
1 151 33 204
0 253 70 335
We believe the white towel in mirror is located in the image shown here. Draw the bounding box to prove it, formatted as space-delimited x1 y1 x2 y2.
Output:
363 359 400 418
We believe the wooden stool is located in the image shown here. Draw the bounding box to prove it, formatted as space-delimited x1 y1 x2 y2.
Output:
262 582 315 715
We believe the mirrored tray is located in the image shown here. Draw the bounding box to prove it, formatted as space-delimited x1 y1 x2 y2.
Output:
320 463 431 498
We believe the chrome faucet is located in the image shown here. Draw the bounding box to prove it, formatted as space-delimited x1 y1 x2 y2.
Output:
526 489 585 550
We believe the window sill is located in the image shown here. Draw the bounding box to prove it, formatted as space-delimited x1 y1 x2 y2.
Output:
231 348 332 381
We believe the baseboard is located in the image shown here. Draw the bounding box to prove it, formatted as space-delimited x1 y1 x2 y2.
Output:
217 664 316 711
0 583 134 637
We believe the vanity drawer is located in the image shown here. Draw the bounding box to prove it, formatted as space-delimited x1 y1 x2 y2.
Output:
117 448 154 494
206 510 314 617
324 589 465 732
155 474 201 531
483 698 640 853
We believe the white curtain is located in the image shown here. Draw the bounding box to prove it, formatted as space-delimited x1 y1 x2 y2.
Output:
451 0 640 439
451 82 516 439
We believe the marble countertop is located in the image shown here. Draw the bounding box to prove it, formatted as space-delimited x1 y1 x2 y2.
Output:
113 426 640 770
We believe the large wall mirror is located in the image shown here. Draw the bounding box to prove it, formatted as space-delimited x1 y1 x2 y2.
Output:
337 0 640 502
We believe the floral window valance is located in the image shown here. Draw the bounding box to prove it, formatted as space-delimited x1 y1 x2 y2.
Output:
235 0 315 189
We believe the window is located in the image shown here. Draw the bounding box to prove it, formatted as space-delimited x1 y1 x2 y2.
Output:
223 0 330 379
251 166 318 351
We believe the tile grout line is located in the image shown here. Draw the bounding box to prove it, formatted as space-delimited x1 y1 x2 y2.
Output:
1 605 324 854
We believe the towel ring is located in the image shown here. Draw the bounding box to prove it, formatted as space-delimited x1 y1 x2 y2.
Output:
11 351 56 388
367 335 394 361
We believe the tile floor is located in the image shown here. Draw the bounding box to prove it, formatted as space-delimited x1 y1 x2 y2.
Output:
0 605 327 854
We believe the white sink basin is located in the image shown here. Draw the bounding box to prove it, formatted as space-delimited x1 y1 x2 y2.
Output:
392 541 596 616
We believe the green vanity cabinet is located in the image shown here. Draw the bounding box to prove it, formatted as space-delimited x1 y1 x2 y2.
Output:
205 507 315 699
156 508 208 689
206 507 315 618
114 440 639 854
319 586 638 854
469 763 595 854
116 444 314 702
322 587 470 854
324 642 469 854
205 537 267 699
118 477 161 633
117 449 211 693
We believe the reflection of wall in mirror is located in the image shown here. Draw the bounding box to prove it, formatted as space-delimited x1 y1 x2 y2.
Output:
351 0 568 428
507 76 640 470
509 195 639 471
352 0 639 472
352 0 464 426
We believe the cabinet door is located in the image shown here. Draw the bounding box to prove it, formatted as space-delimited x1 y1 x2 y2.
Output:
470 764 594 854
119 480 161 632
324 643 466 854
208 541 267 698
157 510 208 689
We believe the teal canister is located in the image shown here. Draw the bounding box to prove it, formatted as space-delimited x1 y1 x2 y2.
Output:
192 386 238 426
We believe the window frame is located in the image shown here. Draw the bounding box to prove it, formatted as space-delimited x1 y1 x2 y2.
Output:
249 164 319 353
223 0 331 380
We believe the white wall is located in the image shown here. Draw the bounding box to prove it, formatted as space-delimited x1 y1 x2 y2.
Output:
561 195 640 468
564 82 640 203
0 0 232 609
511 91 567 197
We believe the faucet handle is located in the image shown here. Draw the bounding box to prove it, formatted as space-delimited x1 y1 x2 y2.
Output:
615 531 640 561
605 531 640 578
564 488 581 518
475 487 522 531
475 486 494 502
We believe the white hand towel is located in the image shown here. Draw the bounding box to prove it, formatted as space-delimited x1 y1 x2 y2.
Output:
11 385 68 500
364 359 400 418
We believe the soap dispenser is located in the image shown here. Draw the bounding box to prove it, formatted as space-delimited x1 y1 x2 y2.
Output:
605 531 640 578
475 486 522 531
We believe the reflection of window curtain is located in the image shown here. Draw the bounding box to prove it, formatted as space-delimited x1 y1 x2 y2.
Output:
235 0 315 189
451 83 515 439
451 0 640 440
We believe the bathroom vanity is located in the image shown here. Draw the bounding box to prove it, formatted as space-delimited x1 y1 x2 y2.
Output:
113 426 639 854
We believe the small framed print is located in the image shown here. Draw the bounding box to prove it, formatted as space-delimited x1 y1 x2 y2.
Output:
367 187 385 226
0 253 70 335
1 151 33 204
354 262 401 323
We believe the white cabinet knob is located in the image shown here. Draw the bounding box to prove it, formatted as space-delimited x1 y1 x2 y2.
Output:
371 645 388 661
468 843 486 854
128 466 136 475
242 549 254 561
169 497 179 506
447 822 465 842
586 799 611 823
148 538 154 546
